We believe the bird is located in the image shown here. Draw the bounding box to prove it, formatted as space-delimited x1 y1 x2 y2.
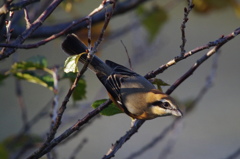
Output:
62 34 182 120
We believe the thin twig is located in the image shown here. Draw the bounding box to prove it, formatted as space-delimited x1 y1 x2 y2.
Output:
166 44 221 95
27 54 92 159
87 17 92 50
23 7 31 29
125 118 182 159
59 114 101 145
0 0 149 59
27 99 112 159
92 1 116 54
144 27 240 79
5 10 14 43
50 67 59 131
180 0 194 56
0 0 63 59
102 119 145 159
120 40 132 70
0 0 40 16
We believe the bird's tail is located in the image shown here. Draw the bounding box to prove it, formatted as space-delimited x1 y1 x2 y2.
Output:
62 34 112 76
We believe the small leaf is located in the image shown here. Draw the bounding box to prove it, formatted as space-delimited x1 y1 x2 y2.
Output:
136 5 168 42
152 78 169 91
64 54 83 73
11 56 48 72
92 99 123 116
9 56 54 90
14 72 54 90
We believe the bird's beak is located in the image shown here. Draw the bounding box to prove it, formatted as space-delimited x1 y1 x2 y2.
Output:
167 108 183 117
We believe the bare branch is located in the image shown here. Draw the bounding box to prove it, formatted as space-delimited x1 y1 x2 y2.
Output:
92 2 116 54
28 55 92 159
23 8 31 29
120 40 132 70
102 119 145 159
180 0 194 56
144 27 240 79
50 67 59 131
0 0 40 16
27 99 112 159
0 0 63 59
126 118 182 159
0 0 120 59
166 40 224 95
102 27 240 159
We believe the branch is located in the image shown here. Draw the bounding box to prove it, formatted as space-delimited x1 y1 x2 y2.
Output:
27 1 116 156
0 0 40 16
0 0 64 59
180 0 194 56
27 99 112 159
0 0 150 54
125 118 182 159
102 27 240 159
166 38 226 95
125 51 220 159
102 119 146 159
144 27 240 79
28 54 92 159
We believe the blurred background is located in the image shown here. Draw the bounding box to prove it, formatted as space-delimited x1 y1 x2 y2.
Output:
0 0 240 158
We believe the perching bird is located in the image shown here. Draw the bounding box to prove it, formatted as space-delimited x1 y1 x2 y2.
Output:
62 34 182 120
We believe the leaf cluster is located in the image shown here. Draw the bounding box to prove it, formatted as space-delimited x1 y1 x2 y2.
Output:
0 55 86 101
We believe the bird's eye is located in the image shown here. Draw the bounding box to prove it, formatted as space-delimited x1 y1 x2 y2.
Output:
163 102 170 107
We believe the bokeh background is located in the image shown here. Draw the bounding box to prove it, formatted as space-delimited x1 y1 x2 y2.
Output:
0 0 240 158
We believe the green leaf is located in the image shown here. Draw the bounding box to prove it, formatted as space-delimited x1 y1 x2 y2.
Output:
14 72 54 90
136 5 168 42
11 56 47 71
9 56 54 90
152 78 169 92
64 54 83 73
92 99 123 116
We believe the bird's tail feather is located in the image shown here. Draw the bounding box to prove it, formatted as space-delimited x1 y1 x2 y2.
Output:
62 34 112 76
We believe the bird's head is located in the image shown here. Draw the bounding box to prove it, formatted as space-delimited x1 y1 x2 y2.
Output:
146 90 183 118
